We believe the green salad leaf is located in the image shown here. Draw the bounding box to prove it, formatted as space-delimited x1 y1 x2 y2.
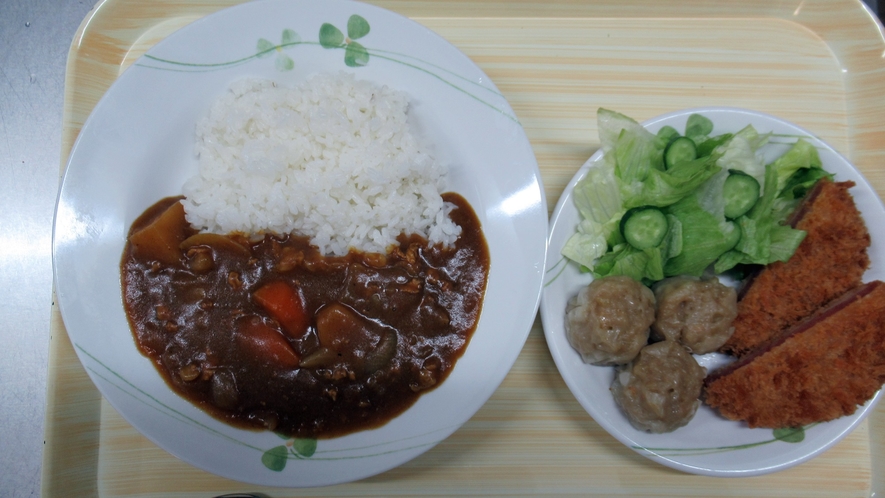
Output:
629 154 720 209
562 108 829 283
685 113 714 142
770 138 823 193
715 125 771 181
663 190 739 276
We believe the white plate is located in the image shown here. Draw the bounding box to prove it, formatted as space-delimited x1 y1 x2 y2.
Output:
52 0 547 487
540 107 885 477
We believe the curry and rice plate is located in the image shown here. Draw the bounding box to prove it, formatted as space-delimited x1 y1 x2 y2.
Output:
121 73 489 438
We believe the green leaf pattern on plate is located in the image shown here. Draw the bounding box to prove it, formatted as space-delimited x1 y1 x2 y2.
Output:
344 41 369 67
281 28 300 45
293 437 318 457
773 426 806 443
261 437 319 471
261 445 289 471
322 15 371 67
255 29 300 71
319 22 345 48
634 425 813 456
347 14 371 40
256 38 275 57
137 13 518 122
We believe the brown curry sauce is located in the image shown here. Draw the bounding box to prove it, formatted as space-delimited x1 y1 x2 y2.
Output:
121 193 488 438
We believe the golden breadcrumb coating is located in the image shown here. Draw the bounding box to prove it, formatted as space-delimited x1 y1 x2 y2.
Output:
704 281 885 428
720 180 870 357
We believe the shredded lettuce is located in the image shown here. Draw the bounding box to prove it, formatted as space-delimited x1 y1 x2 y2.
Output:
563 108 830 283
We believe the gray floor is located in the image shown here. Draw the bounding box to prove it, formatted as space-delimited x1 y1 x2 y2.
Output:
1 2 96 497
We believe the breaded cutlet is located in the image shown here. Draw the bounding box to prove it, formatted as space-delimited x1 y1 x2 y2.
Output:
704 280 885 428
720 179 870 357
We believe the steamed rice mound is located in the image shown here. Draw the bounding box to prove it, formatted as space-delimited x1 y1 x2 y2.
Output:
182 72 461 256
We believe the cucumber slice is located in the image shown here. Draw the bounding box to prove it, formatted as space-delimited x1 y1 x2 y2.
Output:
620 207 669 250
724 220 742 250
664 136 697 169
723 171 761 219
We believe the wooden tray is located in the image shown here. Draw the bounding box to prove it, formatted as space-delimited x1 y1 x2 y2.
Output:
44 0 885 495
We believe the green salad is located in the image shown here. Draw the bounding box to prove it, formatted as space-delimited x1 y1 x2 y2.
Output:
562 108 832 284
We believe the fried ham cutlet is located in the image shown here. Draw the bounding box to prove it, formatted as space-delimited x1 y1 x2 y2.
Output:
704 280 885 428
720 179 870 357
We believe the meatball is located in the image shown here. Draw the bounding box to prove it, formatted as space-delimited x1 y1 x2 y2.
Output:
651 275 737 354
611 340 705 433
565 275 656 365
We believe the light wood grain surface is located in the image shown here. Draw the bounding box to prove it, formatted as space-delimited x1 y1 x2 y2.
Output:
44 0 885 495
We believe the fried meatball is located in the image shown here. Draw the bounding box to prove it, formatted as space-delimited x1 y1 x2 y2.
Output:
565 275 655 365
611 340 706 433
651 275 737 354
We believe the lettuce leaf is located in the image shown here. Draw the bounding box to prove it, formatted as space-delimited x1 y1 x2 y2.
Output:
598 108 651 154
713 223 806 273
613 127 664 185
714 125 770 182
685 113 714 143
696 133 733 158
593 244 665 283
663 191 739 276
657 125 680 144
561 216 622 269
562 146 625 269
623 154 721 209
769 138 823 194
572 155 622 224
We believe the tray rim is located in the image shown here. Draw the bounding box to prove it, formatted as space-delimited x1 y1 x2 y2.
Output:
44 0 885 495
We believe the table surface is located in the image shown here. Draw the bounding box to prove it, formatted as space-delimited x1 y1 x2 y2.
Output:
1 1 881 497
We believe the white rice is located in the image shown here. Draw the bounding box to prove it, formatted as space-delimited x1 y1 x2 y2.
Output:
181 72 461 256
